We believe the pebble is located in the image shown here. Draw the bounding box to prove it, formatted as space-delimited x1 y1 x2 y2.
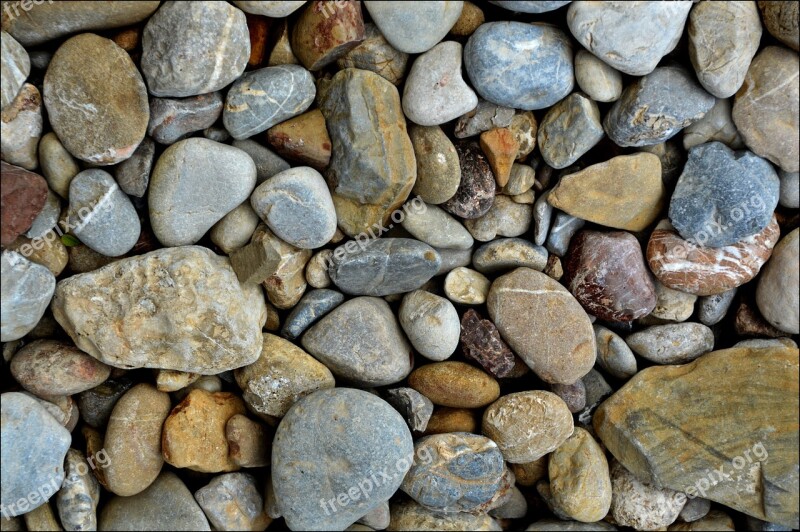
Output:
460 309 515 379
401 432 506 513
646 218 780 296
444 266 491 304
99 472 210 531
401 202 474 250
76 376 135 429
1 31 29 111
409 125 461 205
526 519 617 531
503 163 536 196
148 92 223 144
756 228 799 334
538 93 604 169
1 250 55 342
488 268 595 384
534 190 554 246
604 66 715 147
226 414 269 468
281 289 344 340
465 22 573 110
548 153 665 231
319 68 416 237
609 460 686 530
732 46 799 172
435 246 473 275
403 41 477 126
1 162 49 246
235 333 334 418
365 1 463 54
409 361 500 408
141 1 249 97
549 427 611 522
567 1 692 76
294 1 365 70
337 23 409 85
44 33 148 165
0 392 71 517
305 249 333 288
24 189 59 239
650 281 697 323
7 233 67 278
626 323 714 364
210 202 260 255
479 127 517 187
302 297 412 386
424 407 479 436
114 137 154 198
357 502 390 530
680 497 712 523
149 138 256 247
779 170 799 209
68 169 141 257
545 212 585 257
564 230 657 321
10 340 110 397
759 1 799 51
483 390 574 463
550 380 586 414
464 195 532 242
52 246 266 373
451 1 485 36
399 290 460 361
272 388 413 531
266 108 332 169
195 472 270 531
1 83 42 170
251 166 336 249
669 142 779 247
735 299 787 338
386 387 434 432
473 238 548 274
682 97 745 151
267 19 299 67
490 485 527 519
329 238 440 296
231 139 290 184
37 132 78 199
455 99 515 139
574 50 622 103
443 142 496 219
57 448 101 532
233 0 306 17
388 500 502 531
698 288 737 326
224 65 315 139
491 1 570 12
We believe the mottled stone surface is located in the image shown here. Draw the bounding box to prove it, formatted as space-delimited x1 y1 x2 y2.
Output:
364 1 463 54
647 218 780 296
226 414 270 468
567 1 692 76
473 238 548 274
595 346 799 528
399 290 460 361
759 1 799 50
57 449 101 532
141 1 249 97
386 387 434 432
401 202 474 250
698 288 737 326
757 228 799 334
465 22 573 110
302 297 412 386
1 162 48 246
409 361 500 408
77 376 135 429
148 92 223 144
574 49 622 103
779 170 799 209
732 46 799 172
388 500 502 531
337 23 409 85
292 0 364 71
460 309 515 378
1 250 55 342
233 0 306 17
626 323 714 364
266 109 331 170
604 66 714 147
409 125 461 205
538 93 603 169
114 137 154 198
1 83 42 170
649 281 697 322
241 224 311 308
444 266 491 304
10 339 110 397
455 99 515 139
464 195 532 242
1 31 29 110
281 289 344 340
682 97 745 151
319 68 416 237
546 212 585 257
401 432 506 513
443 142 496 219
195 472 270 531
549 427 611 522
488 268 595 384
51 246 267 373
491 1 570 12
273 388 413 530
609 460 685 530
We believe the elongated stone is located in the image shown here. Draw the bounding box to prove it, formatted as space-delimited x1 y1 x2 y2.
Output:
148 92 223 144
1 250 55 342
1 31 29 110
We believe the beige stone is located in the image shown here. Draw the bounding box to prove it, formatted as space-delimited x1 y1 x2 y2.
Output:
226 414 270 468
549 427 611 522
444 266 490 304
409 361 499 408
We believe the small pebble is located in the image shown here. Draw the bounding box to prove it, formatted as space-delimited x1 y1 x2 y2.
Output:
1 250 56 342
778 170 799 209
291 0 364 70
455 99 515 139
574 49 623 103
10 339 111 397
225 414 270 468
409 361 500 408
650 281 697 322
388 500 501 531
1 83 42 170
305 249 333 288
399 290 460 361
386 387 434 433
444 266 491 305
266 108 332 170
609 460 686 530
409 124 461 205
148 91 223 144
210 202 260 255
76 376 135 429
194 472 270 531
443 142 496 219
57 449 101 532
424 407 479 436
460 308 516 379
593 325 638 379
113 137 155 198
281 288 343 340
473 238 548 274
1 31 30 109
626 323 715 364
479 127 518 187
464 195 532 242
337 23 409 85
698 288 738 326
37 132 78 199
401 202 474 250
546 211 585 257
231 139 290 184
682 97 744 151
538 93 604 169
756 228 799 334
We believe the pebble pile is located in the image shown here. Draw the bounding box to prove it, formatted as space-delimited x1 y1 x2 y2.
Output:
1 1 798 531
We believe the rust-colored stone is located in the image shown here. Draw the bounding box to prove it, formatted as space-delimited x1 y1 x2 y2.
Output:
460 309 515 378
479 127 518 187
291 0 365 71
0 161 48 246
246 13 270 67
266 109 331 170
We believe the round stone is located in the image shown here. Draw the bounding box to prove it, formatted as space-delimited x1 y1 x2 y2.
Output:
281 288 344 340
465 21 573 110
250 166 336 249
272 388 413 530
574 50 622 103
44 33 147 165
364 1 463 54
482 390 574 463
538 92 604 169
1 250 55 342
409 361 500 408
10 339 111 397
649 281 697 322
756 228 799 334
442 142 495 219
444 266 491 305
465 194 532 242
37 132 78 199
401 202 474 250
210 202 260 255
57 449 101 532
399 290 460 361
626 323 715 364
609 460 686 530
291 0 365 71
141 0 249 97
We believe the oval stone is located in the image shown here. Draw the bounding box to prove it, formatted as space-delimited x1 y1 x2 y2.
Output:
364 1 463 54
409 361 500 408
1 250 55 342
756 228 799 334
10 339 111 397
626 323 715 364
399 290 460 361
442 142 496 219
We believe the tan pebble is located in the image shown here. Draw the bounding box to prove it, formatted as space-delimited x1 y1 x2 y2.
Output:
409 361 499 408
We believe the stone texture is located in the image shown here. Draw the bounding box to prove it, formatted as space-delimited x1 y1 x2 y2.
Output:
503 163 536 195
646 218 780 296
272 388 413 531
1 31 29 110
567 1 692 76
443 142 496 219
281 288 344 340
538 93 604 169
10 339 110 397
534 190 554 246
551 380 586 414
473 238 548 274
37 132 78 199
564 230 657 322
51 246 267 373
1 162 48 246
455 100 515 139
266 109 331 170
465 21 573 110
409 361 500 408
626 323 714 364
526 519 616 531
114 136 154 198
141 0 249 97
233 0 306 17
546 212 586 257
386 387 434 432
44 33 148 165
388 500 502 531
364 1 463 54
698 288 737 326
732 46 799 172
104 383 171 496
444 266 490 304
302 297 412 386
231 139 290 184
669 142 779 247
548 153 665 231
399 290 460 361
292 0 365 71
57 448 101 532
77 376 135 429
210 202 260 255
609 460 686 530
491 1 570 12
451 1 485 36
650 281 697 322
337 23 409 85
479 127 517 186
488 268 595 384
779 170 799 209
1 250 55 342
1 83 42 170
319 68 416 237
226 415 270 468
235 333 334 418
595 346 799 528
604 66 715 147
424 407 480 436
682 97 745 151
756 228 799 334
460 309 515 379
464 195 532 242
409 125 461 205
148 92 223 144
194 472 270 531
149 138 256 247
7 233 68 277
574 49 622 103
305 250 333 288
435 246 473 275
759 1 799 51
401 202 473 250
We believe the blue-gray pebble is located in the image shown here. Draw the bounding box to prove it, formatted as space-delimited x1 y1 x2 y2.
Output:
281 289 344 340
669 142 780 247
490 1 571 13
465 22 573 110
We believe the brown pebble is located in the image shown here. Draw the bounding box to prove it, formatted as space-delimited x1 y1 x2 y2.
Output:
423 407 480 435
460 309 516 378
409 361 500 408
512 456 549 487
480 127 518 187
291 0 365 71
10 339 111 397
1 162 48 246
450 1 485 36
266 109 331 170
226 414 270 468
735 300 789 338
246 13 269 67
112 27 141 51
550 380 587 413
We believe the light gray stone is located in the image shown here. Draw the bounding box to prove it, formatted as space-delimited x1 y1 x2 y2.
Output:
779 171 799 209
25 190 60 240
231 138 290 185
546 211 585 257
435 246 473 275
490 1 570 13
194 472 269 531
626 323 715 364
574 50 622 103
233 1 306 17
609 460 685 530
0 31 29 110
454 99 515 139
756 228 799 334
337 23 409 86
538 92 603 169
281 288 345 340
473 238 548 274
148 92 223 144
683 98 745 151
386 387 434 432
399 289 460 361
210 202 260 255
1 83 42 170
364 1 463 54
649 281 697 323
401 202 474 250
534 190 554 246
114 136 155 198
464 195 533 242
698 288 738 326
1 250 56 342
593 325 637 379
